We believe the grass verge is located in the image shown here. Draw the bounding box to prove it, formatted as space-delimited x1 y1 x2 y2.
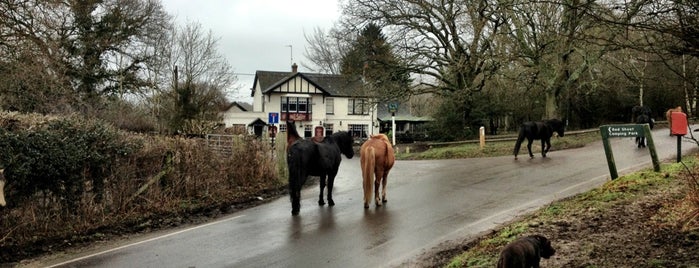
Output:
444 157 698 267
396 131 601 160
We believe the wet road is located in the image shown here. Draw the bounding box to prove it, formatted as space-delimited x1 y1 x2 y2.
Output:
45 127 698 268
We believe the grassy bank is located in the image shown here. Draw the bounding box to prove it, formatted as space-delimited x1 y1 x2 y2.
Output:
395 130 601 160
443 157 699 267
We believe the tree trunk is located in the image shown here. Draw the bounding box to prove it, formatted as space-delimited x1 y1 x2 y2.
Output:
545 91 558 119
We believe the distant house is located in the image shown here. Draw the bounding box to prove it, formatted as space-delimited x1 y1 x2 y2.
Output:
221 64 379 139
377 102 433 143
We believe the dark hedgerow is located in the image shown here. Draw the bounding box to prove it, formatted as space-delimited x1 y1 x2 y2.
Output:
0 116 139 210
0 112 282 263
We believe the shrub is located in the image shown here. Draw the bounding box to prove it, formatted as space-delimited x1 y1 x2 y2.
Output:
0 112 284 263
0 115 138 210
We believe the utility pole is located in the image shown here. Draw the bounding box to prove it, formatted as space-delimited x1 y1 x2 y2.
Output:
286 45 293 66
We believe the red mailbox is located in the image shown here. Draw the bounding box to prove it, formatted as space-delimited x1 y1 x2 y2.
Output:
671 112 688 136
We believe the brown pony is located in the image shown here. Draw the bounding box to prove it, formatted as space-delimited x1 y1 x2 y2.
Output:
360 134 395 208
666 106 683 135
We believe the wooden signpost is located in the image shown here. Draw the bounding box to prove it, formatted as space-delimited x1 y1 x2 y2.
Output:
600 124 659 179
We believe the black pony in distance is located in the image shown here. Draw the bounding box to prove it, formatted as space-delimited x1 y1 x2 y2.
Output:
635 111 654 148
286 121 354 215
513 119 566 159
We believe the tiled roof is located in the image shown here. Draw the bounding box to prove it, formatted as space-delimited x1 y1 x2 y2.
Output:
223 101 252 112
253 71 366 97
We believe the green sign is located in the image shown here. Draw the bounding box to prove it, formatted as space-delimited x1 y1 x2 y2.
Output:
599 124 659 179
388 102 399 113
601 124 644 138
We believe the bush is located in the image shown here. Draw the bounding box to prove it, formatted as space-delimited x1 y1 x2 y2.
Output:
0 112 283 263
0 115 138 209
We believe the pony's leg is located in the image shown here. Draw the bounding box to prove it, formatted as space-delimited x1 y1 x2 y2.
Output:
318 175 326 206
361 148 375 209
380 171 389 203
527 139 534 158
542 139 550 157
291 189 301 215
363 171 372 208
326 175 335 206
373 168 381 206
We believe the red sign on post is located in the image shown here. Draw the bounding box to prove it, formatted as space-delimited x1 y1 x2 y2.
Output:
671 112 688 136
269 125 278 138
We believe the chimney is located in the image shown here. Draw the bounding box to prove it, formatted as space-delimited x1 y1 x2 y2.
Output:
292 63 298 73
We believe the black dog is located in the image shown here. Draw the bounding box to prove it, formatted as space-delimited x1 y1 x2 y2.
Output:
496 234 556 268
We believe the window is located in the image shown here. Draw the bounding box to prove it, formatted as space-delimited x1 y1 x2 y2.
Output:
281 98 288 112
298 98 307 113
281 97 311 113
304 125 312 138
347 98 370 115
348 124 368 139
326 98 334 115
324 124 333 136
279 124 287 133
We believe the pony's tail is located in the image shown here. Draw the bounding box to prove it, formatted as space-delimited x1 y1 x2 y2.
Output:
361 146 376 208
286 121 301 147
513 128 525 159
287 148 305 215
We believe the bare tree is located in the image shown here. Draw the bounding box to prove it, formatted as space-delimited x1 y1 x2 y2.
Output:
340 0 506 121
151 20 237 134
302 26 349 74
0 0 170 113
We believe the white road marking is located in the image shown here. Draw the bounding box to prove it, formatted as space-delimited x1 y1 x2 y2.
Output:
46 214 246 267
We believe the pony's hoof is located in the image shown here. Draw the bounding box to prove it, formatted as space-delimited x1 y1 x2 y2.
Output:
382 199 388 203
318 200 325 206
328 199 335 206
364 203 369 209
291 209 299 215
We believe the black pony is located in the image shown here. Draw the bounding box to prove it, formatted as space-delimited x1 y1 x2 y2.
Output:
635 113 654 148
513 119 566 159
286 121 354 215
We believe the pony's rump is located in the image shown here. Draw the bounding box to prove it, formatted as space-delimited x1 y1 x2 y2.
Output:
360 134 395 208
285 121 354 215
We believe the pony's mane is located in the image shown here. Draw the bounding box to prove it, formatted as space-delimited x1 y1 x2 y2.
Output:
328 131 352 144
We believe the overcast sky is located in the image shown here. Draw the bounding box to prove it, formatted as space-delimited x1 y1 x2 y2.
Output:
161 0 341 103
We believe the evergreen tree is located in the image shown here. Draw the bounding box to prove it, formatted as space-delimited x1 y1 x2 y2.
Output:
340 23 411 102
